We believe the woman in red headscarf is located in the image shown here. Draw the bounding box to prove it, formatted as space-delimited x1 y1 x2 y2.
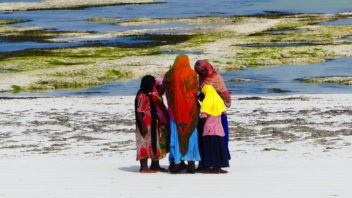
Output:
164 55 201 173
194 60 231 170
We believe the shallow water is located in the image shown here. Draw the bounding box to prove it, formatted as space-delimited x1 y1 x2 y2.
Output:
3 58 352 97
339 37 352 41
268 29 307 34
0 40 80 52
222 58 352 95
318 18 352 26
0 35 186 52
1 0 352 52
1 0 352 96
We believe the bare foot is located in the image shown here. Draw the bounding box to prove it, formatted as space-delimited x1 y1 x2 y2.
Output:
139 168 157 173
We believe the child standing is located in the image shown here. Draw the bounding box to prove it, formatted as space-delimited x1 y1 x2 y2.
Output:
134 75 160 173
199 84 229 174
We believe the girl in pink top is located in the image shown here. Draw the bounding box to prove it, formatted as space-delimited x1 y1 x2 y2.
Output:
198 85 229 174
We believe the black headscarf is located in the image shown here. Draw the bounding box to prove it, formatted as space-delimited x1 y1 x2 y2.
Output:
134 75 158 155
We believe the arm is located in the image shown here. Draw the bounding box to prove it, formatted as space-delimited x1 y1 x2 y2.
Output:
220 91 231 108
136 112 148 138
197 113 207 133
212 80 232 108
136 94 149 138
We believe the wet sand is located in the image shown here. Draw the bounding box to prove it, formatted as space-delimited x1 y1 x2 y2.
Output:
0 94 351 157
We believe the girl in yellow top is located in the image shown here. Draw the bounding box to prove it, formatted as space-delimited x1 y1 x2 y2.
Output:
198 85 229 174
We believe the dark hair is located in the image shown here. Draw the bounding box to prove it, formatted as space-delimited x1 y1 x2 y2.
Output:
135 74 157 155
140 75 155 93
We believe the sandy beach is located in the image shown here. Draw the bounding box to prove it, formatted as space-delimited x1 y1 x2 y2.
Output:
1 0 352 197
1 94 351 197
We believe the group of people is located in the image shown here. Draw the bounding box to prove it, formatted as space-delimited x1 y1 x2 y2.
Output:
134 55 231 174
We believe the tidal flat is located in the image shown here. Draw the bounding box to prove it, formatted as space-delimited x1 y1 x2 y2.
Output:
1 12 352 92
297 76 352 86
0 0 160 11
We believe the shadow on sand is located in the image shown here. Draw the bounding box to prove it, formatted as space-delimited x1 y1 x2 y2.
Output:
118 165 140 173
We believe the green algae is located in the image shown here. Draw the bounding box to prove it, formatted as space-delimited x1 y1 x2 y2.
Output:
11 85 21 93
87 17 120 23
47 59 95 66
261 147 288 152
269 88 291 93
297 76 352 86
0 19 29 26
229 46 331 68
1 12 352 92
28 77 105 90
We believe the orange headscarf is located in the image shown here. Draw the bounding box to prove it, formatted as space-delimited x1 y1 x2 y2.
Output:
164 55 199 155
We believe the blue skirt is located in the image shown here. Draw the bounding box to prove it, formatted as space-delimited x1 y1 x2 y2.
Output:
221 114 231 160
169 120 201 164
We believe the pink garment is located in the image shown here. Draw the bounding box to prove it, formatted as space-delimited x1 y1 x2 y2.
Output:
168 105 175 121
151 76 169 125
195 60 231 108
200 112 225 137
151 76 164 96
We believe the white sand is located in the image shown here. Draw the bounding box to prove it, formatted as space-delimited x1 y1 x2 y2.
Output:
0 94 352 198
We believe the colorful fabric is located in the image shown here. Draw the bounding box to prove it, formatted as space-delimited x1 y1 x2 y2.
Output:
195 60 231 108
151 77 164 97
195 60 232 160
155 76 163 86
164 55 199 155
201 85 226 116
135 92 161 160
200 112 225 137
151 77 168 125
168 120 201 164
151 78 170 159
